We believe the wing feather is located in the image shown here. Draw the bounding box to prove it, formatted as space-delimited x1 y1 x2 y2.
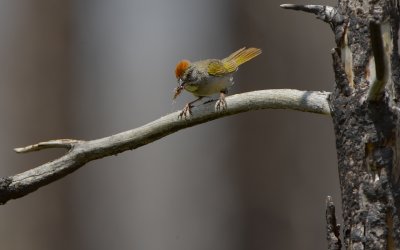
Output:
207 60 229 76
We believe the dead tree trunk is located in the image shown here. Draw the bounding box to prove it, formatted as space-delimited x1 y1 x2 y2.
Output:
330 1 400 249
331 5 400 250
284 0 400 249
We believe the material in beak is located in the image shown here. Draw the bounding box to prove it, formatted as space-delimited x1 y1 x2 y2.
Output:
173 79 184 100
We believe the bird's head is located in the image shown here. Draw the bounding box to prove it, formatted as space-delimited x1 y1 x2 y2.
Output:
173 60 191 99
175 60 191 82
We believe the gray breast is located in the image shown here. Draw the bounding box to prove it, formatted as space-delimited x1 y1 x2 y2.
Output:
187 74 234 97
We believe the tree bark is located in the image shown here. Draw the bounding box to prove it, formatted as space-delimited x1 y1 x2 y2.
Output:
329 1 400 249
283 0 400 249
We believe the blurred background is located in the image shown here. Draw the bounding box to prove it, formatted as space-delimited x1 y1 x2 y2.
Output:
0 0 340 249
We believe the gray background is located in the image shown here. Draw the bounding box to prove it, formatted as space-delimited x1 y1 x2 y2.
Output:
0 0 340 249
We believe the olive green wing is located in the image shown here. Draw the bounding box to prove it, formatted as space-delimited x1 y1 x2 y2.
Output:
207 60 237 76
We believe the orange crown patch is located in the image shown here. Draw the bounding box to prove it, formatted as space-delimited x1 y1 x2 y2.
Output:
175 60 190 79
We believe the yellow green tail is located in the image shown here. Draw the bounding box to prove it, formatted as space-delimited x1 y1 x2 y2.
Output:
222 47 262 72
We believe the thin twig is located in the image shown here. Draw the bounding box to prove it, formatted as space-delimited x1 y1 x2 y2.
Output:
326 196 341 250
14 139 83 153
0 89 331 205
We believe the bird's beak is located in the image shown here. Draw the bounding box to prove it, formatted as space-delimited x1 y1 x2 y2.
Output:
177 78 184 88
173 78 184 100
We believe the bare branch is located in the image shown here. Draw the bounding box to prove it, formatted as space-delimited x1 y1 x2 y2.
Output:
367 21 389 102
0 89 331 204
280 4 342 25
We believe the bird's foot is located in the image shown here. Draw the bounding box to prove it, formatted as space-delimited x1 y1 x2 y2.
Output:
178 103 192 119
215 93 227 111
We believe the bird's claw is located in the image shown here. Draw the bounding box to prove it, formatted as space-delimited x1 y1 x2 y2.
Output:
178 103 192 119
215 96 227 111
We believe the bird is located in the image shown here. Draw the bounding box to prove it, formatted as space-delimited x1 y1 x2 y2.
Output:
173 47 262 119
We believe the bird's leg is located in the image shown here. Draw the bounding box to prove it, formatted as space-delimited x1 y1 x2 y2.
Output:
179 97 203 119
215 90 228 111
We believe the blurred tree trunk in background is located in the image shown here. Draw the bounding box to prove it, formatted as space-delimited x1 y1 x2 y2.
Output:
66 0 241 249
232 1 338 249
0 1 71 249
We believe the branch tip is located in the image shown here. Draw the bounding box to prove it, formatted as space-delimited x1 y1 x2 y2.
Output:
14 139 82 153
280 3 326 14
280 4 297 9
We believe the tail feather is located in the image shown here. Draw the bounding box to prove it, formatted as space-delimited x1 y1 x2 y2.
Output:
223 47 261 67
222 47 262 72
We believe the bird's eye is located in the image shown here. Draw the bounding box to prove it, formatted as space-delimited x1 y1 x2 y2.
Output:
186 69 195 81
